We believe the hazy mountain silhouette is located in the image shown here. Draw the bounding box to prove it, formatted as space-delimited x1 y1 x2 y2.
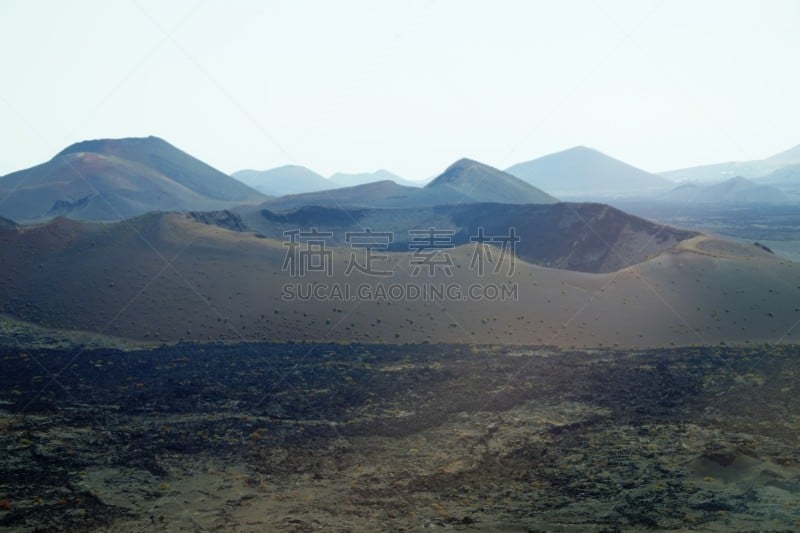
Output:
755 162 800 195
0 136 265 222
661 144 800 183
506 146 672 198
232 165 335 196
663 177 790 204
257 158 557 211
254 180 423 211
330 169 419 188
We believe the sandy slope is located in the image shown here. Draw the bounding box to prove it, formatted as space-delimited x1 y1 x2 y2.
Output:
0 214 798 348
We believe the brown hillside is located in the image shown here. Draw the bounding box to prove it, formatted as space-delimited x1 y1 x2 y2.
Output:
0 214 797 348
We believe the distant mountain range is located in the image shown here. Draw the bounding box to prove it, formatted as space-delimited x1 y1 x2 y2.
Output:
330 169 419 188
663 177 790 204
232 167 419 197
249 180 422 211
232 165 334 196
253 158 557 211
506 146 672 199
3 136 796 226
505 144 799 203
0 136 265 222
661 144 800 183
756 163 800 194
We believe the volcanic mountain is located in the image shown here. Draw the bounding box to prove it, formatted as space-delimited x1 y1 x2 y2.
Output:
0 211 795 348
0 136 265 222
425 158 557 204
506 146 672 198
242 202 694 273
256 158 557 211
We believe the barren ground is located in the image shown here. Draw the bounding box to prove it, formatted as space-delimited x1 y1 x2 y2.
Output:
1 342 799 531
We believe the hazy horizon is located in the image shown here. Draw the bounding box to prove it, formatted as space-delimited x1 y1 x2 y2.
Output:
2 0 799 180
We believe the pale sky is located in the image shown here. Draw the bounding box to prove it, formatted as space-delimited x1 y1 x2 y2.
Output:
1 0 799 181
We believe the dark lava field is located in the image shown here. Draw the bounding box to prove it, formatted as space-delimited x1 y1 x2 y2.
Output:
1 342 799 531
